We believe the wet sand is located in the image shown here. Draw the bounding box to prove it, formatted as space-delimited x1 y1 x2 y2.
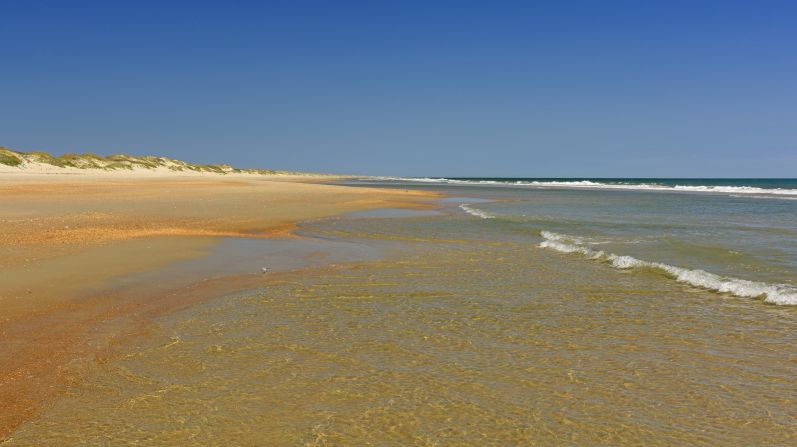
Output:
6 204 795 446
0 172 436 438
5 176 795 445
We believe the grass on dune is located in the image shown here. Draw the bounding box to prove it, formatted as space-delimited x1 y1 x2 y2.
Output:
0 146 308 176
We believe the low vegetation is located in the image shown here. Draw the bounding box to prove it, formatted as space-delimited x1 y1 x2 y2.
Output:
0 146 305 175
0 148 23 166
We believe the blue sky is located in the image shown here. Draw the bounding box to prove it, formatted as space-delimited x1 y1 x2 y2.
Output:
1 1 795 176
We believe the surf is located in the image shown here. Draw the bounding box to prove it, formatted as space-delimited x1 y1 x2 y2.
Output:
459 204 495 219
539 231 797 305
371 177 797 198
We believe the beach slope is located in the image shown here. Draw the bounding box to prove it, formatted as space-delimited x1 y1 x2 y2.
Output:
0 170 435 438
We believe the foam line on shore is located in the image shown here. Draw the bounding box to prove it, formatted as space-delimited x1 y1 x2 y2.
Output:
539 230 797 305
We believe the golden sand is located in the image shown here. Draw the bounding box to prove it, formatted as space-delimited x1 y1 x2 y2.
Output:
0 172 437 438
7 227 795 446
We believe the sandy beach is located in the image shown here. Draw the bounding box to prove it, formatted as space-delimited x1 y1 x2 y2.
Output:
5 2 797 443
4 176 794 445
0 171 437 438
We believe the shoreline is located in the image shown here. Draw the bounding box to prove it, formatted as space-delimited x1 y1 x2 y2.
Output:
4 173 796 445
0 171 438 438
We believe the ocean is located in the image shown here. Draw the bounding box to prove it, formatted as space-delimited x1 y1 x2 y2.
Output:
391 177 797 197
353 177 797 305
8 178 796 446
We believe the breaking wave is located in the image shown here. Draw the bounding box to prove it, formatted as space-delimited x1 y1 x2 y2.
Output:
459 204 495 219
370 177 797 198
539 231 797 305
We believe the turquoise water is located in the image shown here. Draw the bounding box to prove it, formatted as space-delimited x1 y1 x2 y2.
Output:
348 178 797 305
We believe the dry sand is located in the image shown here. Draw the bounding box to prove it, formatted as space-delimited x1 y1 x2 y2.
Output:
0 171 436 438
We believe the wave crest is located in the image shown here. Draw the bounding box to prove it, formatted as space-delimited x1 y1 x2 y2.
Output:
539 231 797 305
370 177 797 198
459 204 495 219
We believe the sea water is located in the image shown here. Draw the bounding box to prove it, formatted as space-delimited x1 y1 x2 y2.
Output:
354 177 797 305
8 178 796 446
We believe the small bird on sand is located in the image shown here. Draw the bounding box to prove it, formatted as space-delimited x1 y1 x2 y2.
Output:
261 267 271 274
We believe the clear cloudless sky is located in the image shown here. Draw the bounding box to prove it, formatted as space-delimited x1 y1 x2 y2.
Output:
1 0 795 177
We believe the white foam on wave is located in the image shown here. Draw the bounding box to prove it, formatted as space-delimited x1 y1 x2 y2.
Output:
525 181 797 196
459 204 495 219
539 230 612 246
370 177 797 198
374 176 504 186
539 231 797 305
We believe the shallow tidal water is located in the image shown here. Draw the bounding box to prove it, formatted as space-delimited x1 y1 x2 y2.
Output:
8 184 797 446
